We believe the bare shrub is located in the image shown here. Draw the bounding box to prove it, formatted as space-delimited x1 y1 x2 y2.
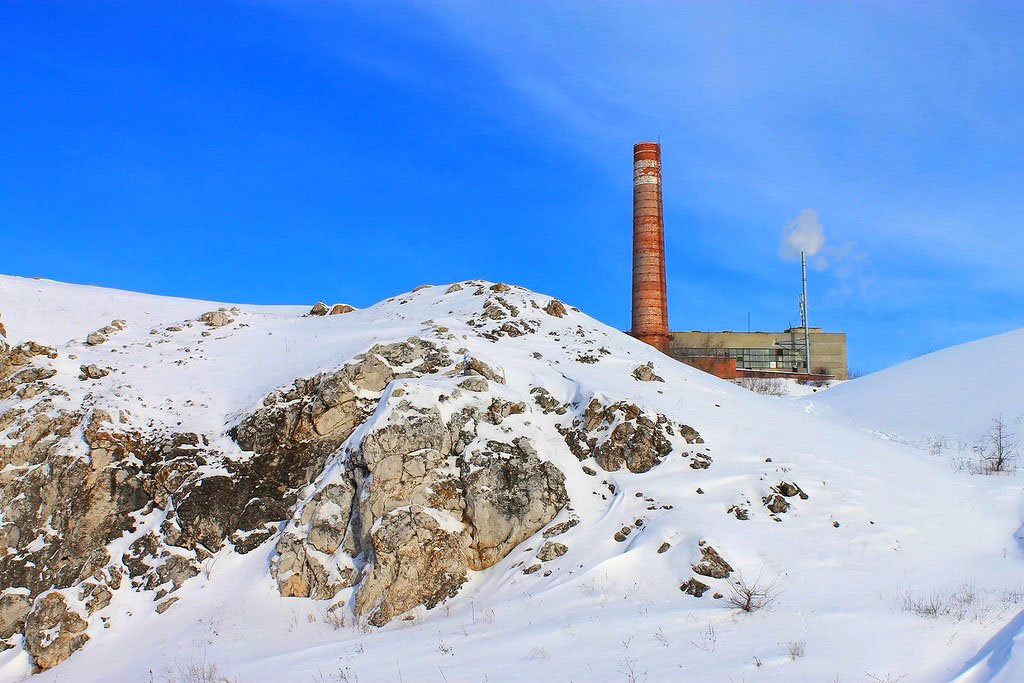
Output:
617 657 644 683
526 646 550 661
978 415 1019 474
786 640 806 660
323 609 348 630
168 656 235 683
690 622 717 652
727 573 781 612
652 627 669 647
893 581 1015 623
737 377 788 396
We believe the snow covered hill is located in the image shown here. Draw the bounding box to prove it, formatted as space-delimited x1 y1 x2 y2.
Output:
805 328 1024 446
0 275 1022 682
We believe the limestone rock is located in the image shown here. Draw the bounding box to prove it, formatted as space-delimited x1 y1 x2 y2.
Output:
558 398 701 473
543 518 579 538
777 481 809 499
199 310 233 327
536 541 568 561
24 593 89 671
458 377 489 392
0 592 30 640
543 299 567 318
692 546 733 579
764 494 790 514
632 362 664 382
680 578 710 597
79 364 110 380
155 596 179 614
272 376 567 626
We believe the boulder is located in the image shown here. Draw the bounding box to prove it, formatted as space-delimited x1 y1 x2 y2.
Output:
0 592 30 640
543 299 567 318
24 593 89 671
330 304 355 315
632 362 665 382
199 310 233 328
536 541 568 561
308 302 329 316
692 545 733 579
680 578 710 597
85 332 106 346
764 494 790 514
79 364 110 380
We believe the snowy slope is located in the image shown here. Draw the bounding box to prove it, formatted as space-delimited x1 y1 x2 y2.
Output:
1 277 1022 682
0 274 305 347
805 328 1024 445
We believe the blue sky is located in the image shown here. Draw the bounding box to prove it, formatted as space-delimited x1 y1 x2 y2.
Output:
2 1 1021 373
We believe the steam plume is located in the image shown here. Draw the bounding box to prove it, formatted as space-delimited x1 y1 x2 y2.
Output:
780 209 826 262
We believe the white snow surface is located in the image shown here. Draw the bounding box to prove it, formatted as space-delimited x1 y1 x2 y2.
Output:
805 328 1024 445
0 274 1022 682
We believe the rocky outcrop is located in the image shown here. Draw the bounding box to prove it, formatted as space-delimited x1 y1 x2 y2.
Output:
558 398 703 473
0 338 461 666
309 302 330 316
330 304 355 315
271 374 568 626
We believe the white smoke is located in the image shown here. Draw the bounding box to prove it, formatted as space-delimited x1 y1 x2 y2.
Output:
780 209 826 263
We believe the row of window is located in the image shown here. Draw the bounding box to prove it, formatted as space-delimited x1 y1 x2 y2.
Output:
678 347 808 370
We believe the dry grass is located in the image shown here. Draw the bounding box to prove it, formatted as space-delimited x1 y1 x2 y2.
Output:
737 377 788 396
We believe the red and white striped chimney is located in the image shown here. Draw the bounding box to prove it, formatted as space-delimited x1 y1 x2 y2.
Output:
630 142 670 353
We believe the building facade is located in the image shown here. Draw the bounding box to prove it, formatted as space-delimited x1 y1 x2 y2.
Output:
669 328 848 379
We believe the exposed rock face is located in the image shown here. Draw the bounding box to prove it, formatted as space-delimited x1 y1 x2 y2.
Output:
0 336 467 667
558 399 703 473
0 592 30 640
0 285 712 669
271 366 569 626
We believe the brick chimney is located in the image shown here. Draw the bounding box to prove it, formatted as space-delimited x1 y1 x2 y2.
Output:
631 142 670 353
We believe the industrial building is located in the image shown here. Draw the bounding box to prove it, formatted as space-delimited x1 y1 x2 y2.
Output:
628 141 848 381
668 328 848 379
